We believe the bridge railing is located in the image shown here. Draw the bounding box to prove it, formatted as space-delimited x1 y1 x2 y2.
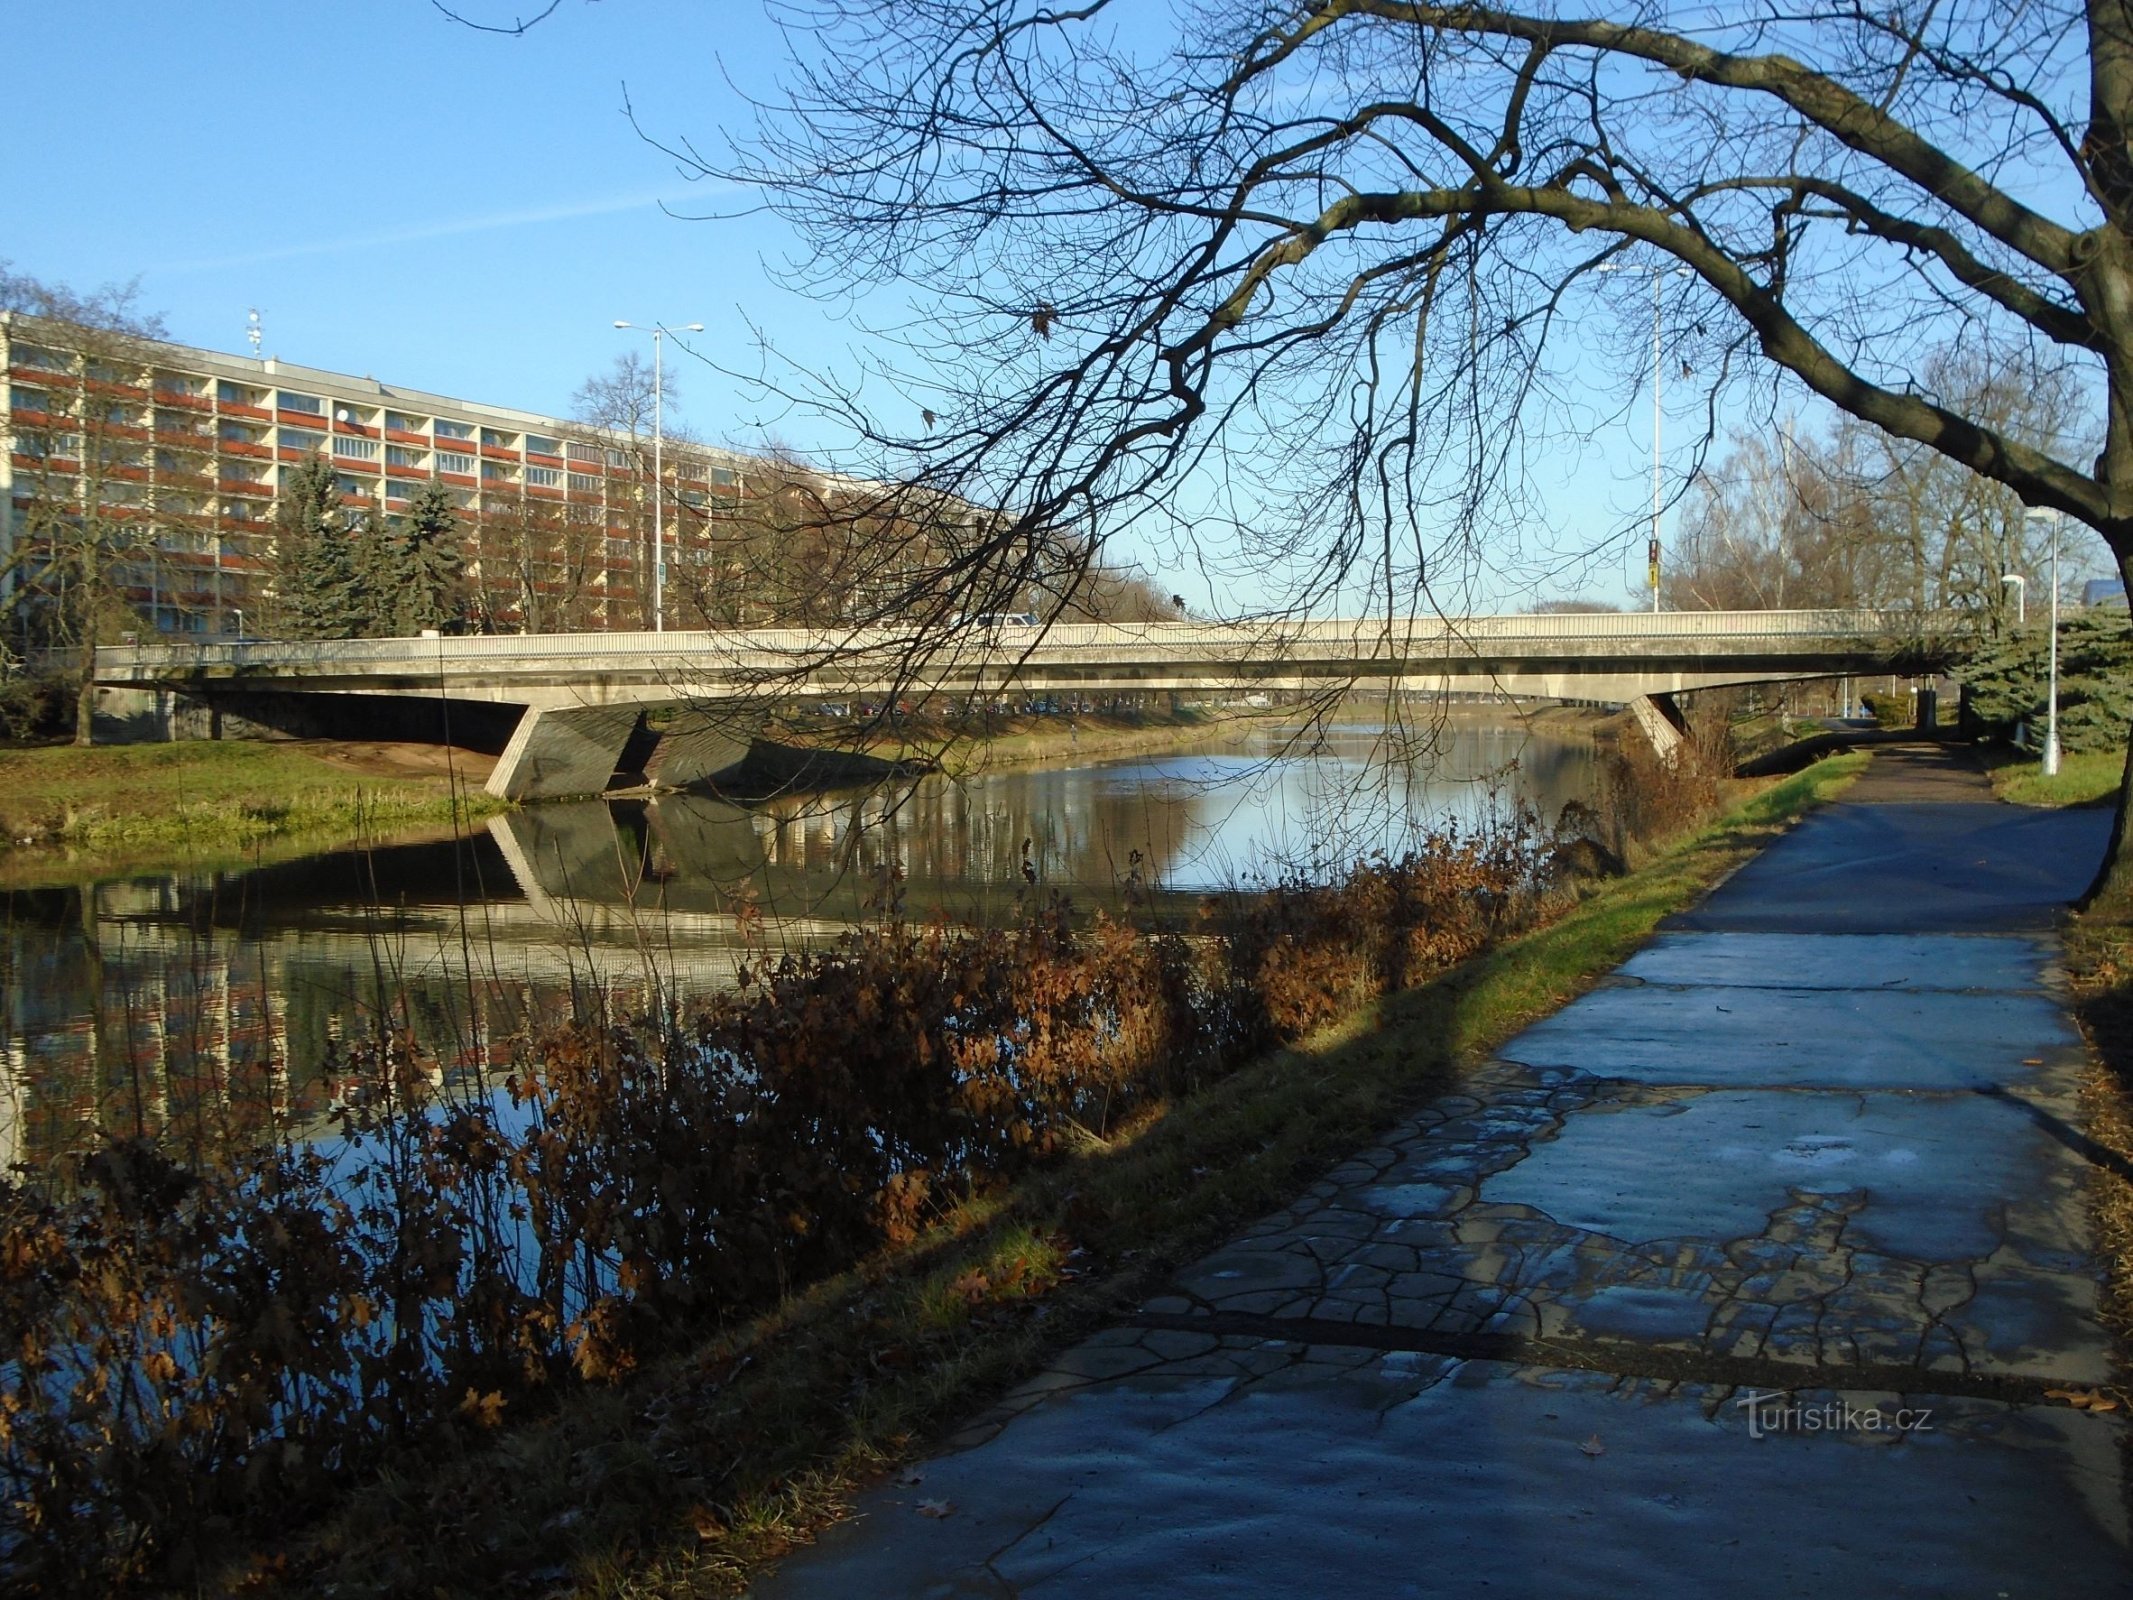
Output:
97 607 1974 678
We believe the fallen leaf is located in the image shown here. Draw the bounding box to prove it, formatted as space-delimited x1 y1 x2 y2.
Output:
1579 1434 1606 1458
690 1506 725 1541
2023 1058 2044 1066
895 1468 927 1488
917 1498 956 1519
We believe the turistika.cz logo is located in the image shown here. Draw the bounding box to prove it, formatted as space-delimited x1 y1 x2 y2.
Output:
1735 1391 1935 1440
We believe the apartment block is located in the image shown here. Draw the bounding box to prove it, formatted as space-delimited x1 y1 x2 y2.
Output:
0 312 763 636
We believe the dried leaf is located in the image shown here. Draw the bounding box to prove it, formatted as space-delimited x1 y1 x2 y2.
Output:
1578 1434 1606 1458
917 1498 956 1519
895 1468 927 1487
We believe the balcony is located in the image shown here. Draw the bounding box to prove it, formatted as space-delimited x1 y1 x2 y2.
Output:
331 454 381 475
219 478 272 497
384 462 429 480
332 418 380 439
439 471 477 487
478 442 520 462
152 389 212 411
219 439 272 459
337 492 372 508
385 427 429 446
525 451 565 469
527 483 565 500
218 401 272 421
276 408 327 428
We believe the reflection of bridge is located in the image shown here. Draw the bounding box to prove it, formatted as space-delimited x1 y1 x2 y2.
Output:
92 610 1960 800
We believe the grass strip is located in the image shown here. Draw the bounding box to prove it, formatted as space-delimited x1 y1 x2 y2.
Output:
0 741 503 885
261 755 1864 1600
1983 744 2122 808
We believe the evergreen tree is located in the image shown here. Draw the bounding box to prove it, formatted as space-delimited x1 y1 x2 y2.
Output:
1962 610 2133 754
395 480 466 633
351 512 402 638
271 457 367 640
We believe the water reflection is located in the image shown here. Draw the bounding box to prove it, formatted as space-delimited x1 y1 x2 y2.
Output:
0 721 1594 1176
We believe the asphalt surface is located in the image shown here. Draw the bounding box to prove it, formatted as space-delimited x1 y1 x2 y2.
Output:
753 747 2130 1598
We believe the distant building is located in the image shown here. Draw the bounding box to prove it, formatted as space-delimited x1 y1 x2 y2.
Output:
0 312 774 636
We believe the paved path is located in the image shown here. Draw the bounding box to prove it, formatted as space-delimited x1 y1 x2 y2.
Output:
757 749 2129 1597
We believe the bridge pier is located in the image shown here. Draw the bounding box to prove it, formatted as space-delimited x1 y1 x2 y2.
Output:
485 705 644 801
1628 692 1689 764
643 709 755 791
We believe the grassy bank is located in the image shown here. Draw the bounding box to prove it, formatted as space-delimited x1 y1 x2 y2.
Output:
1984 744 2122 807
261 755 1864 1600
0 740 504 885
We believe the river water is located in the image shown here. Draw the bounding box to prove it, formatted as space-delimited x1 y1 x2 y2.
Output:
0 719 1596 1177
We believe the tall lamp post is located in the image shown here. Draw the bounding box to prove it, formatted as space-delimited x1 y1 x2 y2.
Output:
2024 508 2063 777
1595 260 1691 612
612 319 703 632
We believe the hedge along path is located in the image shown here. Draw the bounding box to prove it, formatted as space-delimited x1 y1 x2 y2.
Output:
262 753 1867 1600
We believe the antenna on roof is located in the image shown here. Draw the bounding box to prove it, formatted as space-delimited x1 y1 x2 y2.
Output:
246 309 262 358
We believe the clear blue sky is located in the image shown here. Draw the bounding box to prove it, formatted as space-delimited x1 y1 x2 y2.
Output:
3 2 842 448
7 2 2100 611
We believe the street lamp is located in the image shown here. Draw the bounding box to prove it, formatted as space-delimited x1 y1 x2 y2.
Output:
2024 508 2063 777
1595 259 1691 613
2000 572 2026 626
611 319 704 632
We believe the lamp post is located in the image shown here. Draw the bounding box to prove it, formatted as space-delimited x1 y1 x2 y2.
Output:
1596 260 1690 612
2000 572 2026 626
612 319 704 632
2024 508 2062 777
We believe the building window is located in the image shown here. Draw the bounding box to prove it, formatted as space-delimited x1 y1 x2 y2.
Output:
710 467 738 487
481 461 514 481
567 441 602 463
9 385 49 414
386 445 427 468
335 474 371 498
606 448 631 468
438 450 476 475
217 380 264 406
568 471 601 492
282 428 326 453
385 411 428 433
435 418 474 441
479 427 515 448
527 466 562 488
524 433 559 456
278 391 323 414
11 345 68 372
333 435 381 461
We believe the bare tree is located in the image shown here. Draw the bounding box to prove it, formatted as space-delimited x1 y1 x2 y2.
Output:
0 266 202 742
648 0 2128 884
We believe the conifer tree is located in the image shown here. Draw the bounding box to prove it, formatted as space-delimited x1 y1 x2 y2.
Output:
271 457 366 640
395 479 465 633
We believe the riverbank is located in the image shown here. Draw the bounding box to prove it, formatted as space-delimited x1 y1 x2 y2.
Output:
0 739 505 887
260 754 1864 1599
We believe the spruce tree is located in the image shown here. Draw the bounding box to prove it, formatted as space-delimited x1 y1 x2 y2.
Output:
351 512 403 638
271 457 366 640
395 479 466 633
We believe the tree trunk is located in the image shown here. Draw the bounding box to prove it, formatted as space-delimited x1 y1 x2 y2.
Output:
72 579 97 748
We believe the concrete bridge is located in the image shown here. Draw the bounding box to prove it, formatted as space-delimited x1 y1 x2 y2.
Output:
91 609 1963 800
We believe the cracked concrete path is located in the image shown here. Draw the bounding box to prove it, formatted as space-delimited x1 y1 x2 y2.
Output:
754 748 2131 1597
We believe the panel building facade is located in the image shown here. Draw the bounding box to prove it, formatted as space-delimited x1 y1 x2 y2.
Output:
0 313 767 637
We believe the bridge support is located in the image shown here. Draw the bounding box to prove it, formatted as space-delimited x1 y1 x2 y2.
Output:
485 705 643 801
643 710 755 791
1628 692 1689 764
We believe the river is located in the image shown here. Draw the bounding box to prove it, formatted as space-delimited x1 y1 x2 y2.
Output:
0 718 1597 1178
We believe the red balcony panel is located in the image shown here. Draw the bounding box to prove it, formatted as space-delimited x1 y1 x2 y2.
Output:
526 451 564 469
9 365 78 386
439 472 477 487
527 484 564 500
479 443 519 461
385 428 429 446
384 464 429 482
85 379 149 401
219 479 271 496
337 493 372 508
277 409 327 427
220 440 271 458
153 390 213 411
332 455 381 475
8 408 54 427
219 402 272 420
108 464 151 482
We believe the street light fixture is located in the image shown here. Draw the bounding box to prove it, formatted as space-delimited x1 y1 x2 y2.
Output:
611 319 705 632
2023 508 2063 777
2000 572 2026 626
1595 259 1692 613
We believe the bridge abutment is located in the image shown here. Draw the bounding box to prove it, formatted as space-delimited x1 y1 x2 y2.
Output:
1627 692 1689 763
485 705 645 802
